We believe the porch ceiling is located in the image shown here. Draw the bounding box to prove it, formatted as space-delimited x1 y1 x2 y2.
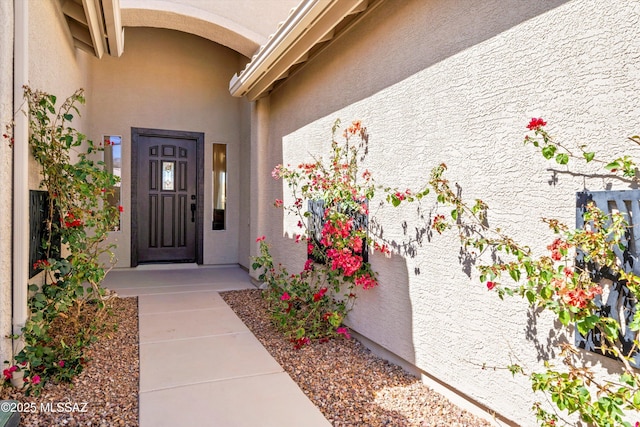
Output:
229 0 384 101
61 0 125 58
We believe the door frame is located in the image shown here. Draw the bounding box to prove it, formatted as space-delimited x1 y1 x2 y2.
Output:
131 127 204 267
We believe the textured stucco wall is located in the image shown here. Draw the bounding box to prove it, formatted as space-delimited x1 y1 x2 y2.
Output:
28 0 91 189
0 0 14 370
87 27 247 267
258 0 640 424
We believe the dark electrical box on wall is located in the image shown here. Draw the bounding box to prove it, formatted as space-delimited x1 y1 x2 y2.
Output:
29 190 60 278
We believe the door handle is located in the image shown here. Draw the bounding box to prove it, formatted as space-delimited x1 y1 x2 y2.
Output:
191 202 196 223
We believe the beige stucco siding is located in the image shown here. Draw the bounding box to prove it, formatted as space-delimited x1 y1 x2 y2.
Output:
258 0 640 424
87 27 247 267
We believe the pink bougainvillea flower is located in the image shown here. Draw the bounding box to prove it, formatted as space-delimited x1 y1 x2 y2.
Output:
526 117 547 130
58 360 65 368
274 199 283 208
307 243 314 254
486 281 496 290
280 292 291 301
2 369 11 380
256 235 265 242
355 274 377 289
271 165 282 180
336 327 351 340
31 375 41 385
303 259 314 271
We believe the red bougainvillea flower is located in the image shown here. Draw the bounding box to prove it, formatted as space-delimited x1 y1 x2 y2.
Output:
486 281 496 290
58 360 65 368
256 236 265 242
274 199 283 208
527 117 547 130
547 238 570 261
118 205 124 213
292 337 310 349
280 292 291 301
63 213 82 228
336 327 351 340
33 259 50 270
313 287 328 302
307 243 314 254
31 375 41 385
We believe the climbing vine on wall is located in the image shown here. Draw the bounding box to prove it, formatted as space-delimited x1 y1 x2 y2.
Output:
2 87 120 395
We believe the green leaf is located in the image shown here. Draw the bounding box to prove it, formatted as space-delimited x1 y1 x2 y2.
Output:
558 310 571 326
508 267 521 282
555 153 569 165
540 285 553 300
525 290 535 304
451 209 458 221
576 315 599 336
584 152 595 162
605 160 622 171
541 145 557 159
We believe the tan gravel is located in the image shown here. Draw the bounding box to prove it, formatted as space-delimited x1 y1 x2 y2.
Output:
0 297 139 427
1 290 491 427
220 289 492 427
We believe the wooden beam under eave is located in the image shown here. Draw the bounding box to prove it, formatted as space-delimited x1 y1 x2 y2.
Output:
66 19 93 47
317 28 335 43
62 0 88 25
81 0 105 59
73 38 97 57
348 0 369 15
101 0 124 57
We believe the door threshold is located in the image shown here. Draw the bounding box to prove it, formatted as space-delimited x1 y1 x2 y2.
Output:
135 263 198 271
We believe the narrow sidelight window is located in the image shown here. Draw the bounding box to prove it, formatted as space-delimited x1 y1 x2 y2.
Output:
104 135 122 231
212 144 226 230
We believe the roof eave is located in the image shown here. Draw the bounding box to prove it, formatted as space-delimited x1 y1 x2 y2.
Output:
229 0 369 101
62 0 125 58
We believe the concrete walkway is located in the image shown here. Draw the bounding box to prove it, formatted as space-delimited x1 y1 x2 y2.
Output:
102 265 331 427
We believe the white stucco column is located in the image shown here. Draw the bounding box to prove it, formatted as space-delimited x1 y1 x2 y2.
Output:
248 97 270 278
12 0 29 339
0 0 14 366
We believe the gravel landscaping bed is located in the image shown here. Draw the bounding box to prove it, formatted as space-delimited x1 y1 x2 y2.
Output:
220 289 493 427
0 297 139 427
1 290 492 427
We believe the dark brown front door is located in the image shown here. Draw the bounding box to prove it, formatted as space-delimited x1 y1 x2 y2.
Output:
131 128 204 265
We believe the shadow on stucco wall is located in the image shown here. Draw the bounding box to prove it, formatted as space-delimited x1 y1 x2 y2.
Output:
270 0 571 135
346 251 417 368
